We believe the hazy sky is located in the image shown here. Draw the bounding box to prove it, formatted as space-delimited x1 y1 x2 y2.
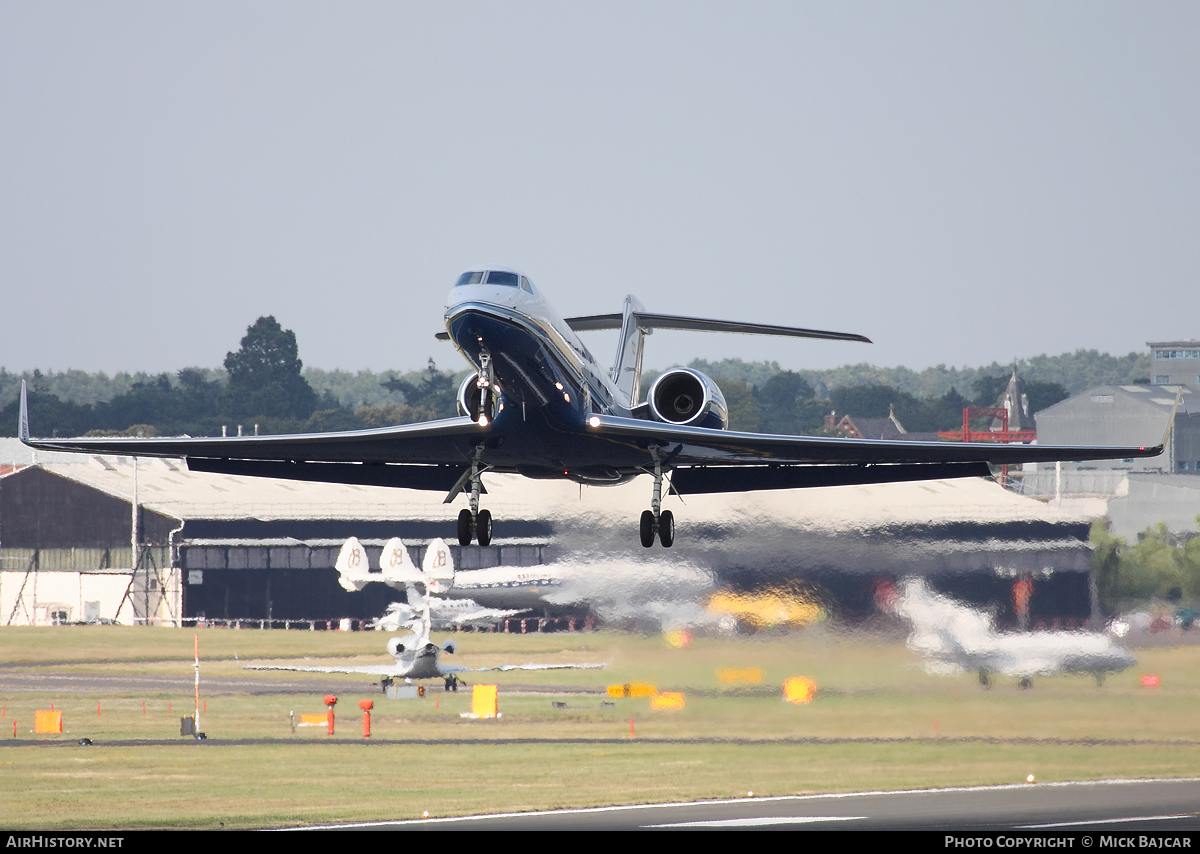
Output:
2 2 1197 377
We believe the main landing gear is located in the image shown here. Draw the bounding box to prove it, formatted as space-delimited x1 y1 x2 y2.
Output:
456 445 493 547
458 508 492 547
639 447 675 548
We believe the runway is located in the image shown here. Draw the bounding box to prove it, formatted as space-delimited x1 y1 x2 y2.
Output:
313 779 1200 831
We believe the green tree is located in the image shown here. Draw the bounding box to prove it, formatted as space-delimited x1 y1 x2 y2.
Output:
754 371 816 435
381 359 458 419
971 375 1008 407
716 378 761 432
223 317 319 420
1023 380 1069 415
1090 520 1126 615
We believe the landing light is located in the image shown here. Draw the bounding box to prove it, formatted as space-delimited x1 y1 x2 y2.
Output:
588 416 601 428
477 415 489 427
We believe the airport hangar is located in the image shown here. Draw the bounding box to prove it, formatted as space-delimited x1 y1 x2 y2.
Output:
0 438 1098 630
1018 352 1199 541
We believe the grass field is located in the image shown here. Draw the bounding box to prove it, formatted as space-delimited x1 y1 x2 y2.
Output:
1 624 1197 829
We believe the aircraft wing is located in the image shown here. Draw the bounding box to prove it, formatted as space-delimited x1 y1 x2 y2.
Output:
438 312 872 343
19 382 484 491
455 662 607 672
243 663 408 676
587 414 1166 494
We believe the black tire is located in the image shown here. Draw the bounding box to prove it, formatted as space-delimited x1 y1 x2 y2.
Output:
659 510 674 547
477 509 493 546
457 509 473 546
640 510 655 548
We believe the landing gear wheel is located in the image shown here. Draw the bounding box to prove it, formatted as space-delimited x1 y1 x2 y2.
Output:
640 510 655 548
658 510 674 548
457 508 473 546
476 509 493 546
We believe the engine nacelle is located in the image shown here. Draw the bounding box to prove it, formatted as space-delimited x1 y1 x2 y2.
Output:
647 368 729 430
456 372 496 423
387 636 407 657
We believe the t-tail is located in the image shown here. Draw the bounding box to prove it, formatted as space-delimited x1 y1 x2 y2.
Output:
422 537 455 595
612 295 649 406
335 537 371 593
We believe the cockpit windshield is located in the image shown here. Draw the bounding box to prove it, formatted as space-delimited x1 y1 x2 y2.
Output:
455 271 485 286
456 270 524 288
485 271 519 287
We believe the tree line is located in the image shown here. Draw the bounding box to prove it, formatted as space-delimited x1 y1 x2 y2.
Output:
1 315 1151 438
0 317 465 438
1091 520 1200 616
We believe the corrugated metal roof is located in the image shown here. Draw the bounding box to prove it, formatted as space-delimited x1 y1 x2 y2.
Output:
1 439 1086 532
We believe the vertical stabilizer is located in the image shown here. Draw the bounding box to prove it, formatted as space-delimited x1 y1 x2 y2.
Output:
611 295 648 405
19 380 29 442
423 537 455 594
335 537 371 592
379 537 421 591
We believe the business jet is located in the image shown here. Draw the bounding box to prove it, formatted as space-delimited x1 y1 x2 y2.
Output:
18 265 1172 548
334 535 527 630
886 578 1136 687
243 598 602 693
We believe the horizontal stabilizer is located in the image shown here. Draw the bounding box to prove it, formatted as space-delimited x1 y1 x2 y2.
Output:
671 461 993 494
563 312 871 343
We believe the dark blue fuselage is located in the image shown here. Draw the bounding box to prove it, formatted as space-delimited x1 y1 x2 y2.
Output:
445 276 644 483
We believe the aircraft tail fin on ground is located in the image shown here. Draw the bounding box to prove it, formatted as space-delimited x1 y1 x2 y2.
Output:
334 537 370 592
422 537 455 594
379 537 423 589
19 380 29 442
893 578 991 671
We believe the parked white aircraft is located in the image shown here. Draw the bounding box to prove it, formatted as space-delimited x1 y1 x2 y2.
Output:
888 577 1135 687
248 537 599 691
243 610 602 693
369 599 527 632
334 536 526 630
335 536 451 595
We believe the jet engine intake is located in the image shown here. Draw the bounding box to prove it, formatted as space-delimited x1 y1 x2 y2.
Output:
387 637 406 657
457 372 496 423
647 368 729 430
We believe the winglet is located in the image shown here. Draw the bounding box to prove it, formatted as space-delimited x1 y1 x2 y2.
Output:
18 380 30 444
1159 387 1185 452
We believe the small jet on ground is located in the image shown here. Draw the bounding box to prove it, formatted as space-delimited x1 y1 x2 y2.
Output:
247 541 601 692
19 265 1174 549
885 577 1135 687
334 536 527 630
